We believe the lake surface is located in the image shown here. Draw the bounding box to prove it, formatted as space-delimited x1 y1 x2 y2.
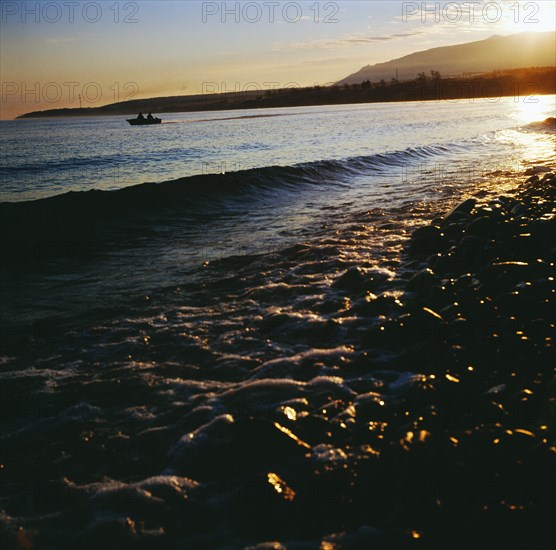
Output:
2 98 555 202
0 97 555 549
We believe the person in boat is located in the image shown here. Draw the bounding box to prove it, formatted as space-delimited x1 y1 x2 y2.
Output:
147 112 154 120
137 112 145 120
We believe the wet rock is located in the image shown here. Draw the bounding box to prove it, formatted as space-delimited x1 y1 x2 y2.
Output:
453 235 490 269
530 217 556 243
486 259 534 278
364 268 394 291
442 198 476 224
333 267 365 291
380 306 445 348
427 283 456 310
361 318 409 349
428 252 457 274
351 292 404 317
442 221 466 241
510 201 527 215
406 268 439 292
465 215 497 237
408 225 447 256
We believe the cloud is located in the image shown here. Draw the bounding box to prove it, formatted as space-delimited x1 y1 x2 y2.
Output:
45 37 75 44
301 56 373 66
279 31 427 50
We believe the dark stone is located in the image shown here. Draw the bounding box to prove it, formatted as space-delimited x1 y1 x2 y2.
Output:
351 292 404 317
453 236 489 269
409 225 447 256
428 252 456 274
406 268 439 292
443 198 476 224
465 216 497 237
365 268 393 290
333 267 365 290
443 221 465 241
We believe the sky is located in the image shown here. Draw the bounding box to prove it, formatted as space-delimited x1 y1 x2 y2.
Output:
0 0 554 119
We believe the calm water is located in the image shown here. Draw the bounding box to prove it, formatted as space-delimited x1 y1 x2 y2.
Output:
2 98 555 202
0 97 555 549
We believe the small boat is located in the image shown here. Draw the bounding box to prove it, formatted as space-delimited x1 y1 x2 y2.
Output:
127 117 161 126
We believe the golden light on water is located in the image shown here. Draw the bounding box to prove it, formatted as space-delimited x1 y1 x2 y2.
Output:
492 96 556 177
282 406 297 421
514 96 553 124
514 428 535 437
274 422 311 449
267 472 296 501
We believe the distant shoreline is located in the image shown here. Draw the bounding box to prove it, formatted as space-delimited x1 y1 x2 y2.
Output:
15 66 556 120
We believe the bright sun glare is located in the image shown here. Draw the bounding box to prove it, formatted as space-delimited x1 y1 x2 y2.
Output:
514 95 554 124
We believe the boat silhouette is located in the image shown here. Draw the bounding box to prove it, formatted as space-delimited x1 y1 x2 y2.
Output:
127 116 162 126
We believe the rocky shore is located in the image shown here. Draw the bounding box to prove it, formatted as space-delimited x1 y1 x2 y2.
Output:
354 169 556 549
282 170 556 550
2 171 554 550
240 169 556 549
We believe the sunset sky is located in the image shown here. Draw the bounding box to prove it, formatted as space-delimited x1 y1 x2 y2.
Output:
1 0 555 119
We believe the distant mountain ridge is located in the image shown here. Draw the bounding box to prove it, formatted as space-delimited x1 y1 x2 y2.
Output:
337 31 556 85
17 32 555 119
